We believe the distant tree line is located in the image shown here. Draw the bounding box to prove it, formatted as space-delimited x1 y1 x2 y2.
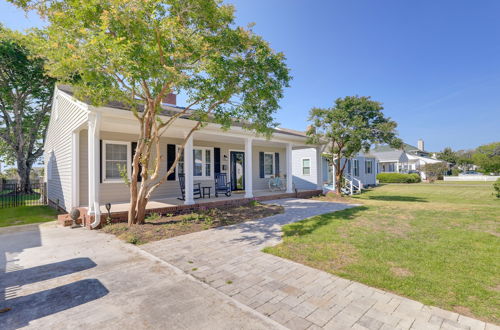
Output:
436 142 500 175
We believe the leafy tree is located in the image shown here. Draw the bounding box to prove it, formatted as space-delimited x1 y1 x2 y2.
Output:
437 147 457 166
422 162 448 183
13 0 291 225
307 96 402 195
0 25 55 192
472 142 500 174
456 150 475 171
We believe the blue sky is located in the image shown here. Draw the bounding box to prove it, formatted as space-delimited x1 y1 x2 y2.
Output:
1 0 499 151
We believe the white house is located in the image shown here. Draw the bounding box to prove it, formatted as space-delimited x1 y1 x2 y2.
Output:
292 148 378 194
44 85 323 227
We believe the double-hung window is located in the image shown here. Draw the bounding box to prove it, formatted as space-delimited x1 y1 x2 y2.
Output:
177 146 213 179
302 158 311 175
365 160 372 174
264 152 275 178
353 159 359 176
103 141 130 182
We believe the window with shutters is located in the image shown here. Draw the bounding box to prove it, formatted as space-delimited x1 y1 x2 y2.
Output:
103 141 131 182
264 152 275 178
176 146 213 179
353 159 359 176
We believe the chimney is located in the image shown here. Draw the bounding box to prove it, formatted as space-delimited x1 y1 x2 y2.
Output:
162 93 176 106
417 139 424 151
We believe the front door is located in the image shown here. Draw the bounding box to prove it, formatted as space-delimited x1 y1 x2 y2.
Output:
230 151 245 191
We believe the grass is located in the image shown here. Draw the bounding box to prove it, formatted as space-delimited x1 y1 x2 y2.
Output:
264 182 500 323
0 206 58 227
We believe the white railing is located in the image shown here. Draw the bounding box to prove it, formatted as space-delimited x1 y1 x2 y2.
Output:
344 174 363 195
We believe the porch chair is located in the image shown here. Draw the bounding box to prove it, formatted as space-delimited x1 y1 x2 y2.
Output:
214 173 231 197
178 173 202 200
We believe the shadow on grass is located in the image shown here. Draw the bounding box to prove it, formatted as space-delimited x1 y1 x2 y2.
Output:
365 195 428 202
282 206 368 237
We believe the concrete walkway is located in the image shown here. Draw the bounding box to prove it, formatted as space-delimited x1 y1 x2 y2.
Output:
141 198 496 330
0 222 283 329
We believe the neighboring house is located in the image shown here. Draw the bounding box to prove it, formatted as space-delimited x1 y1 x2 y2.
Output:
44 85 322 223
292 148 378 194
371 139 446 179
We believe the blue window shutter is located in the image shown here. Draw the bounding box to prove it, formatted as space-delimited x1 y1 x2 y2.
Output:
214 148 221 174
275 152 280 176
259 152 264 178
99 140 102 183
167 144 176 181
131 142 142 182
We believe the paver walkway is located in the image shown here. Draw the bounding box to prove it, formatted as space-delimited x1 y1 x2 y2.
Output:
141 198 497 330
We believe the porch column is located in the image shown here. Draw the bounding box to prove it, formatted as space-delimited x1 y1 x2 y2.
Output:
286 143 293 193
316 146 323 189
184 134 195 205
87 112 101 219
71 129 80 209
244 137 253 198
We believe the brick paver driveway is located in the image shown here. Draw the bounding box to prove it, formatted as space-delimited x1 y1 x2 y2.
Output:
141 198 495 330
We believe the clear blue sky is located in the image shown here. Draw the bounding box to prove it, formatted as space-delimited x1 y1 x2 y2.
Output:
1 0 499 152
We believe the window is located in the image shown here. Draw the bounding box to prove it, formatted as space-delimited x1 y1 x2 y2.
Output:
347 160 351 174
176 146 213 179
264 152 274 177
103 141 130 182
365 160 372 174
353 159 359 176
302 158 311 175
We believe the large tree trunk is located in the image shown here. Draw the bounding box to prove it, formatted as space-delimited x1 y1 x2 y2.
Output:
335 171 342 195
17 159 32 193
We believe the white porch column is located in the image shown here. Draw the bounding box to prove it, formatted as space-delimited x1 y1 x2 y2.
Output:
71 129 80 209
286 143 293 193
316 147 323 189
244 137 253 198
184 134 195 205
88 112 101 222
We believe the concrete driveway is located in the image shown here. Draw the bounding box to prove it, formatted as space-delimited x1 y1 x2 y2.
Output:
0 222 283 329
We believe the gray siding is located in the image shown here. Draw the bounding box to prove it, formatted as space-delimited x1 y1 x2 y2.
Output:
292 148 319 189
44 91 88 211
79 131 286 206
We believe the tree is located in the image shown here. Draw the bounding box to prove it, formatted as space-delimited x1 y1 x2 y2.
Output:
14 0 291 225
0 25 55 192
422 162 448 182
456 150 475 171
472 142 500 174
306 96 402 195
437 147 457 166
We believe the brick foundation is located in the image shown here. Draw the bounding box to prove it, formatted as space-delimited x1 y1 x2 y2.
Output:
60 190 323 229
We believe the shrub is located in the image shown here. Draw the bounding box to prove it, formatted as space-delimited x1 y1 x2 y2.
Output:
494 178 500 198
422 162 448 182
451 168 460 176
377 173 421 183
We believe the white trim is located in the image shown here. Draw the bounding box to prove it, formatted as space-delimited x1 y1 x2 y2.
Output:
353 159 360 177
71 130 80 208
102 140 131 183
263 152 275 178
244 138 253 198
286 143 293 193
301 157 311 176
176 145 214 180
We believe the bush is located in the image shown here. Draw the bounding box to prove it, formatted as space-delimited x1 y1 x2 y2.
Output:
494 178 500 198
451 168 460 176
376 173 421 183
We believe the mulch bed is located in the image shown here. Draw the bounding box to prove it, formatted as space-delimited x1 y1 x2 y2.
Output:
101 201 284 245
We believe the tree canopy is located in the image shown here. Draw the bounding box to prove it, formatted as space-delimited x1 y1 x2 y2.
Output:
307 95 401 194
11 0 291 224
0 25 55 191
472 142 500 174
437 147 457 165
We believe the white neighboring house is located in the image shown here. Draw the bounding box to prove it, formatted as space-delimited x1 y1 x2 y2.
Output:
292 148 378 194
371 139 446 179
44 85 322 227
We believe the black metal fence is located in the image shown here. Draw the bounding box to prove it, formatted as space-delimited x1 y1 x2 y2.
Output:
0 182 47 208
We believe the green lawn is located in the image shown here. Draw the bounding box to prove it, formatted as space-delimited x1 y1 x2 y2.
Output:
265 182 500 323
0 206 58 227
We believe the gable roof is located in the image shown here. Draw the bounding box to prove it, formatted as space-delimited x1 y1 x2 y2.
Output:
370 150 406 162
57 84 307 139
372 143 419 153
